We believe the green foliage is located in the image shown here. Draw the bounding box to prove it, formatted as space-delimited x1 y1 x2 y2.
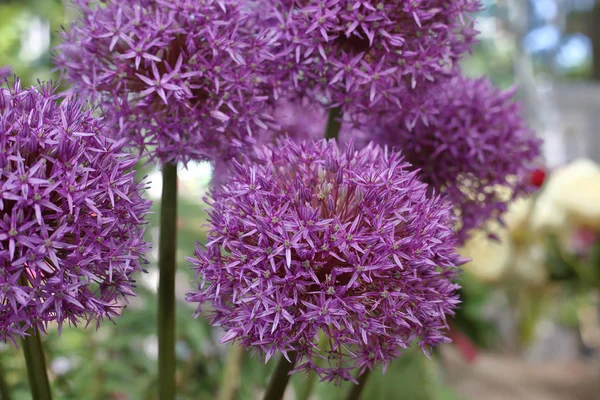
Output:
452 273 497 348
545 233 600 289
299 347 463 400
0 0 71 87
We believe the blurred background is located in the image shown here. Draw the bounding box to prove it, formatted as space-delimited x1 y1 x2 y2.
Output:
1 0 600 399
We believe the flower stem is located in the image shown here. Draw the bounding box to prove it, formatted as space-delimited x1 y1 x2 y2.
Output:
158 163 178 400
22 329 52 400
0 357 12 400
217 344 245 400
297 371 317 400
345 369 371 400
262 352 298 400
324 106 343 141
297 331 329 400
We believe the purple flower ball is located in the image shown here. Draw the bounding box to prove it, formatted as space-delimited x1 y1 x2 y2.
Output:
188 138 465 382
55 0 277 165
262 0 481 114
376 75 542 243
0 80 151 344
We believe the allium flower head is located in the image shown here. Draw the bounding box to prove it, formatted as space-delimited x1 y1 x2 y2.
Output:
0 80 151 344
377 75 542 243
55 0 276 165
264 0 481 113
188 138 465 382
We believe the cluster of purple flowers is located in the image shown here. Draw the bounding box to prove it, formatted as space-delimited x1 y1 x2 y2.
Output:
0 80 151 344
375 75 542 242
188 139 465 381
42 0 543 385
56 0 486 164
262 0 481 116
55 0 276 165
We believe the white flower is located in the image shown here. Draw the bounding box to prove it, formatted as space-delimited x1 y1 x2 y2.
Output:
460 229 513 283
533 159 600 230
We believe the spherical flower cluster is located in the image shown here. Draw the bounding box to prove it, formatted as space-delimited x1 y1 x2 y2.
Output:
188 138 465 382
55 0 276 165
263 0 481 114
377 75 542 243
0 80 151 344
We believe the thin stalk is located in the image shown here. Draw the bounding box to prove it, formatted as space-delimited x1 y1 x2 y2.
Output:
597 292 600 396
0 358 12 400
22 329 52 400
262 352 298 400
297 371 317 400
297 331 329 400
90 336 105 400
157 163 178 400
345 369 371 400
324 106 343 141
216 345 245 400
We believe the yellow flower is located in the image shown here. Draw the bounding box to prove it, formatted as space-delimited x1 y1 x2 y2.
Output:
533 159 600 229
460 195 548 285
460 229 513 283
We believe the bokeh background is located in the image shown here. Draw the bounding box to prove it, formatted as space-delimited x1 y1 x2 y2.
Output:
1 0 600 399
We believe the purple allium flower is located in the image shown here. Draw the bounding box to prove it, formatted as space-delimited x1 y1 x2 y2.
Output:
55 0 276 165
0 79 151 344
263 0 481 114
188 138 464 382
376 75 542 243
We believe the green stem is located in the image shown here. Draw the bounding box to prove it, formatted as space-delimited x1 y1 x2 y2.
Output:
217 345 245 400
345 369 370 400
324 106 343 141
0 357 12 400
297 331 329 400
22 329 52 400
90 336 105 400
297 371 317 400
158 163 178 400
262 352 298 400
